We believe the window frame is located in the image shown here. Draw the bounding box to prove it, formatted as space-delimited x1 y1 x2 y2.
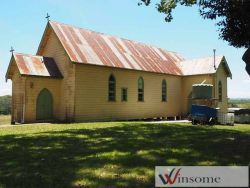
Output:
218 81 222 102
138 77 144 102
108 74 116 102
162 79 167 102
121 88 128 102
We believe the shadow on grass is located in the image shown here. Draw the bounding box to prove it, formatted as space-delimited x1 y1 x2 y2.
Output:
0 123 249 187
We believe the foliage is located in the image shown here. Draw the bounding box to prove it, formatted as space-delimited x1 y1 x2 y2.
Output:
0 122 249 187
140 0 250 48
0 95 11 115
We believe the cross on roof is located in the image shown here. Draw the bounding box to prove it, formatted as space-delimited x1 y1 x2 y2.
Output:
46 13 50 21
10 46 14 54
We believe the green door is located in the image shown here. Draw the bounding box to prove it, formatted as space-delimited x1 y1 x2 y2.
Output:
36 89 53 120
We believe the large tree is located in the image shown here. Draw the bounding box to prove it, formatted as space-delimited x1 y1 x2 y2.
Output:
139 0 250 75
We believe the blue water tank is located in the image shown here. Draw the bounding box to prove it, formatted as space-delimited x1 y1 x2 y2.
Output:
191 105 217 118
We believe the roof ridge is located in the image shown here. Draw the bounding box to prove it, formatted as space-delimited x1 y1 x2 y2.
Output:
49 20 180 55
13 52 42 57
180 55 224 62
13 52 53 59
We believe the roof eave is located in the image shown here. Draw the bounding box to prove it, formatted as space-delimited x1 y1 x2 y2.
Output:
46 21 74 64
182 73 215 77
72 61 183 76
5 54 15 82
220 56 232 79
36 21 51 56
20 74 64 79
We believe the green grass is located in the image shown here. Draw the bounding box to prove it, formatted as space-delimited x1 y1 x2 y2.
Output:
0 115 10 126
0 122 249 188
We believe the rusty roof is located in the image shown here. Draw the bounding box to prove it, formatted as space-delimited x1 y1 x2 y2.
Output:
6 21 231 80
48 21 184 75
179 55 232 78
6 53 63 79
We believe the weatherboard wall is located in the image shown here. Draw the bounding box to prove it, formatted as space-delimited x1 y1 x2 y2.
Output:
38 28 76 121
215 63 228 113
11 67 25 123
23 77 62 123
75 64 182 121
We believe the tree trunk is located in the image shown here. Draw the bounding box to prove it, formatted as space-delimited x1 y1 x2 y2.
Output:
242 48 250 75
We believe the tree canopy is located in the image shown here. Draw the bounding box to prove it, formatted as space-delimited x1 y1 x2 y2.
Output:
0 95 11 115
139 0 250 74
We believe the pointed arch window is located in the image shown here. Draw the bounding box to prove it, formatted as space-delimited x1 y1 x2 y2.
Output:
138 77 144 102
218 81 222 102
162 79 167 102
108 74 116 101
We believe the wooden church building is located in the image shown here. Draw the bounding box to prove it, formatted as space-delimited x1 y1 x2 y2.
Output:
6 21 232 123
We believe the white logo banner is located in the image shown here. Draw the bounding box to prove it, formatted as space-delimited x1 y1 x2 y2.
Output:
155 166 249 187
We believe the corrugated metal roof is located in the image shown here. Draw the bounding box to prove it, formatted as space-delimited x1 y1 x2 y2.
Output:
179 56 224 76
6 21 231 80
49 21 184 75
193 84 213 87
9 53 62 78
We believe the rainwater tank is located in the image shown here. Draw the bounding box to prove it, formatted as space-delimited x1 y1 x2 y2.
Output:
192 84 213 99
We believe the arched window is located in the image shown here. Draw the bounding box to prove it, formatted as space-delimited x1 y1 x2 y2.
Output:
218 81 222 102
162 79 167 102
138 77 144 101
108 74 116 101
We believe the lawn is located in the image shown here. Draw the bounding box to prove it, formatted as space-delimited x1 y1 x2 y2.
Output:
0 115 11 126
0 122 249 188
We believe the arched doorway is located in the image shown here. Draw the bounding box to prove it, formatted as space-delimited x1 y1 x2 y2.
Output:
36 88 53 120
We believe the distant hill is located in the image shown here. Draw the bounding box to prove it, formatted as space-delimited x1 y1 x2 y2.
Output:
228 98 250 108
0 95 11 115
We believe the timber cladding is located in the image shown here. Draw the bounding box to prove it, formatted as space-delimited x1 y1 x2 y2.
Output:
75 64 182 121
215 62 228 113
39 28 76 122
11 68 25 123
24 77 62 123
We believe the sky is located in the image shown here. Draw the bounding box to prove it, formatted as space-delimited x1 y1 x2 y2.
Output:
0 0 249 98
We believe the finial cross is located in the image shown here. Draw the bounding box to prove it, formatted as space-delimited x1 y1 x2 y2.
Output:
10 46 14 54
46 13 50 21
